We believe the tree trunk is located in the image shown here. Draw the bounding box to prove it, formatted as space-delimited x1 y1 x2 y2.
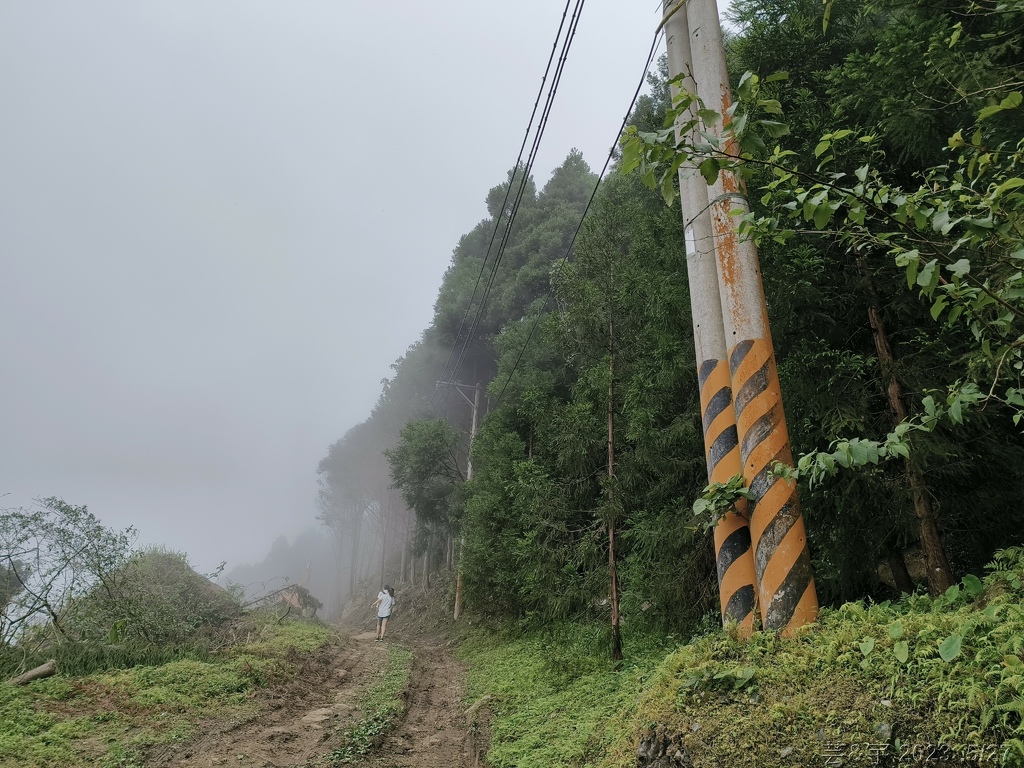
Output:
8 660 56 686
348 509 363 596
860 260 953 595
885 549 915 594
608 317 623 662
379 509 389 590
423 531 432 591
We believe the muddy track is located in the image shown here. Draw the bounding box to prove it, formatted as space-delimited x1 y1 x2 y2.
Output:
144 629 479 768
365 638 473 768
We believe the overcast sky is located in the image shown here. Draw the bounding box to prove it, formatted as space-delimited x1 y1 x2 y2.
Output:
0 1 721 572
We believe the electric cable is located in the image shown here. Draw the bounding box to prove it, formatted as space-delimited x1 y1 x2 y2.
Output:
444 0 587 392
432 0 578 407
491 28 666 409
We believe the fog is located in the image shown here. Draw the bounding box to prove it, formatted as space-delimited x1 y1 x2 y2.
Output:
1 1 672 579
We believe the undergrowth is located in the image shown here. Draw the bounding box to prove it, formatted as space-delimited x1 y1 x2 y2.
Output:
327 643 413 765
462 547 1024 767
459 624 663 768
0 614 333 768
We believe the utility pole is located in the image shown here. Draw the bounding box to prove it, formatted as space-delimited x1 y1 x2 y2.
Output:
447 381 482 620
665 0 818 634
663 0 758 636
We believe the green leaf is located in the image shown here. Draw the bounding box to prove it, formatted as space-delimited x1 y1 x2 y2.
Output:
962 574 983 597
947 259 971 278
949 22 962 47
888 621 904 640
737 71 757 100
916 259 938 291
697 108 721 126
995 178 1024 195
760 120 790 138
859 637 875 656
894 641 909 664
813 202 833 230
699 158 721 185
764 71 789 83
979 92 1022 121
938 633 963 662
814 140 831 158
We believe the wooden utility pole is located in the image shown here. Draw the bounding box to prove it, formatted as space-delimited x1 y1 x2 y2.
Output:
663 0 758 636
451 381 483 620
666 0 819 634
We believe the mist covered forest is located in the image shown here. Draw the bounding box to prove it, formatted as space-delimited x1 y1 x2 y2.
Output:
316 0 1024 639
4 0 1024 764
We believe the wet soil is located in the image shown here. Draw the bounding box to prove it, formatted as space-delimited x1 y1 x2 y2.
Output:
145 622 481 768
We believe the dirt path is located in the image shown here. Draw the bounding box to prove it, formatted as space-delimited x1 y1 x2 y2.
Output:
365 637 474 768
146 629 478 768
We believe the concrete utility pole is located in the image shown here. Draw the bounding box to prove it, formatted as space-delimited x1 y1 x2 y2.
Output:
663 0 757 636
666 0 819 634
450 381 482 620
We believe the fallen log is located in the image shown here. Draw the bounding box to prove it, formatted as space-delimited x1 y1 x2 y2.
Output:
7 659 57 686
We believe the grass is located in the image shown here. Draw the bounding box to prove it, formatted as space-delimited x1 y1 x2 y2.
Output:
459 548 1024 768
458 625 662 768
327 643 413 765
0 614 334 768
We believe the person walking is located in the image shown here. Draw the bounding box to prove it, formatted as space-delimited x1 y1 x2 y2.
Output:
372 585 395 641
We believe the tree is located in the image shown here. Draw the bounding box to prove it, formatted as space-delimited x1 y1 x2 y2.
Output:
0 498 134 648
621 0 1024 597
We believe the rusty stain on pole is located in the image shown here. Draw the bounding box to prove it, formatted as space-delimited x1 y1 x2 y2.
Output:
684 0 819 634
663 0 757 634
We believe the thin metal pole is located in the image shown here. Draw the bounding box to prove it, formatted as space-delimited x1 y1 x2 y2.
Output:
453 382 481 620
663 0 757 635
685 0 818 634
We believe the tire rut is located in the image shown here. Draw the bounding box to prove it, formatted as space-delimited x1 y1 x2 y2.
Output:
144 630 479 768
355 639 472 768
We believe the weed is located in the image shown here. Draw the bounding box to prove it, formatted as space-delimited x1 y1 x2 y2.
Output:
460 548 1024 768
327 644 413 764
0 617 333 768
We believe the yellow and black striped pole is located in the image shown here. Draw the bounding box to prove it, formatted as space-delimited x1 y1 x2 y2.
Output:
685 0 819 634
664 0 757 634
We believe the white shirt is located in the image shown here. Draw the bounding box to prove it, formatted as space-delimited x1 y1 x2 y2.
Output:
377 591 395 617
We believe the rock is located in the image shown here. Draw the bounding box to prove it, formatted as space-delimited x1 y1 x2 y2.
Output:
781 746 794 757
875 722 892 741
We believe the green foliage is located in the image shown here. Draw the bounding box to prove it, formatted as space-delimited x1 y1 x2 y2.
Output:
460 550 1024 767
386 419 465 532
458 626 660 768
0 498 135 647
0 617 332 768
328 644 412 764
691 475 754 532
621 549 1024 767
616 0 1024 601
63 547 241 648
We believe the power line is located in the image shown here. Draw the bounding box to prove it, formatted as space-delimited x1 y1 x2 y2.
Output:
432 0 578 407
491 29 666 409
445 0 587 392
